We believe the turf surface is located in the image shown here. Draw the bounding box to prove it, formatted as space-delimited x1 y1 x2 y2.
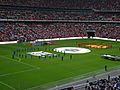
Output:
0 39 120 90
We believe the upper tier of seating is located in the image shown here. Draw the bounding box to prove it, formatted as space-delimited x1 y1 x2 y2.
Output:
0 0 120 10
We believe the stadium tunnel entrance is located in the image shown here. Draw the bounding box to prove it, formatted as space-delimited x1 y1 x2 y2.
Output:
86 29 96 38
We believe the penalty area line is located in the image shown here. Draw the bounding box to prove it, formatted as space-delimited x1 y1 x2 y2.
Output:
0 55 40 69
0 81 16 90
0 68 39 77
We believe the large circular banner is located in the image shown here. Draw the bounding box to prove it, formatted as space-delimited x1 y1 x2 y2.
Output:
54 47 91 54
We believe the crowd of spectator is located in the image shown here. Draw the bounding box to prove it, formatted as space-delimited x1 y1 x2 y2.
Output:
0 1 120 89
0 23 86 41
0 0 120 10
0 1 120 42
85 75 120 90
0 22 120 42
0 8 120 21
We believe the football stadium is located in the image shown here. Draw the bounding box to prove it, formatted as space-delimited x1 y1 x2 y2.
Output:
0 0 120 90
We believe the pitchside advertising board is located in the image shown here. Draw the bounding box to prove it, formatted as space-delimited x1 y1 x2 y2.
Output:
32 41 44 46
30 41 55 47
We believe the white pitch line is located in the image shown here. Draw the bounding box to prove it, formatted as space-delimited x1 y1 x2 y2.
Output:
0 55 40 69
26 65 120 90
25 69 102 90
48 66 120 90
0 81 16 90
0 68 39 77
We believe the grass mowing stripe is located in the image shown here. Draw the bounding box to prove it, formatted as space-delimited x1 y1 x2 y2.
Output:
0 68 39 77
0 55 40 69
49 67 120 90
47 65 120 90
26 64 120 90
0 81 16 90
25 69 103 90
0 39 119 90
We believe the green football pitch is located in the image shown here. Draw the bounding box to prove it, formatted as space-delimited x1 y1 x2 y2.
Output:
0 39 120 90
